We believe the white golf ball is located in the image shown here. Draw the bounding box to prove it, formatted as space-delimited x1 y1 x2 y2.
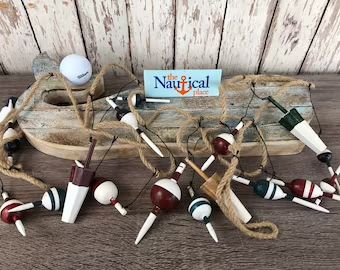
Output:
59 54 92 86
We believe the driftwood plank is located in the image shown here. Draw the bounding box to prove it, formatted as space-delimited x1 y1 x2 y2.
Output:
23 0 85 61
0 0 40 73
174 0 226 69
259 0 328 73
16 74 313 160
127 0 175 74
76 0 132 73
218 0 276 74
301 0 340 73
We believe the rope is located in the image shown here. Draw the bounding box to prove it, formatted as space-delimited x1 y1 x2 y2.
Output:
0 65 311 239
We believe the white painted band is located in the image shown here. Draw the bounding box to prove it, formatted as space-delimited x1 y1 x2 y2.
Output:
155 179 181 200
303 180 311 198
264 182 275 199
176 162 186 174
0 199 22 213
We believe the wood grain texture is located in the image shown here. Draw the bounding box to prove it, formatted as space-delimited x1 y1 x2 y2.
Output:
23 0 86 62
301 0 340 73
218 0 276 74
174 0 226 69
15 74 313 160
0 62 4 75
127 0 175 74
259 0 328 74
76 0 132 73
1 0 340 75
0 74 339 269
0 0 40 73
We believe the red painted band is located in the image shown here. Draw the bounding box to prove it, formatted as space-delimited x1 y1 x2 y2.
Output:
308 182 315 199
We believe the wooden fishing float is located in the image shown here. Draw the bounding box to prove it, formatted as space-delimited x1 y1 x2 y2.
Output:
266 177 340 201
184 158 252 223
0 191 26 236
201 121 244 171
106 98 164 157
135 162 186 245
232 176 329 213
62 139 97 223
1 97 20 166
91 177 127 216
267 96 340 192
9 187 66 213
326 165 340 193
187 186 218 242
113 93 170 107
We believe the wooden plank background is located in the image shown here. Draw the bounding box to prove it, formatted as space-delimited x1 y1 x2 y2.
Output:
0 0 339 74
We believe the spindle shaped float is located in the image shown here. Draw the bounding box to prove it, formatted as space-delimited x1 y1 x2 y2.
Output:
0 191 26 236
187 186 218 242
9 187 66 213
267 177 340 201
106 98 164 157
201 121 244 171
232 176 329 213
135 162 186 245
113 93 170 107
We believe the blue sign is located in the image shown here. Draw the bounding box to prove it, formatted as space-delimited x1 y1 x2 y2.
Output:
144 69 222 97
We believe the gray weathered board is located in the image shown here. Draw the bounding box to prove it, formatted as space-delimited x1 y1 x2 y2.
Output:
16 79 312 161
14 53 312 160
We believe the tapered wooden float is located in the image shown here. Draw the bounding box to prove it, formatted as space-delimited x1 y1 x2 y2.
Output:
16 54 313 160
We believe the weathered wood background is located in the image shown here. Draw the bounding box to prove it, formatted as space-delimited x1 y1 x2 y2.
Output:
0 0 339 74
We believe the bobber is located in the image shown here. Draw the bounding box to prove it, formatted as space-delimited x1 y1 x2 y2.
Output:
267 177 340 201
326 165 340 193
8 187 66 213
62 139 96 223
135 162 186 245
320 178 337 194
91 177 127 216
232 175 329 213
185 158 252 223
201 121 244 171
113 93 170 107
3 122 20 154
187 186 218 242
0 191 26 236
106 98 164 157
0 97 16 123
59 54 92 86
268 96 331 163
